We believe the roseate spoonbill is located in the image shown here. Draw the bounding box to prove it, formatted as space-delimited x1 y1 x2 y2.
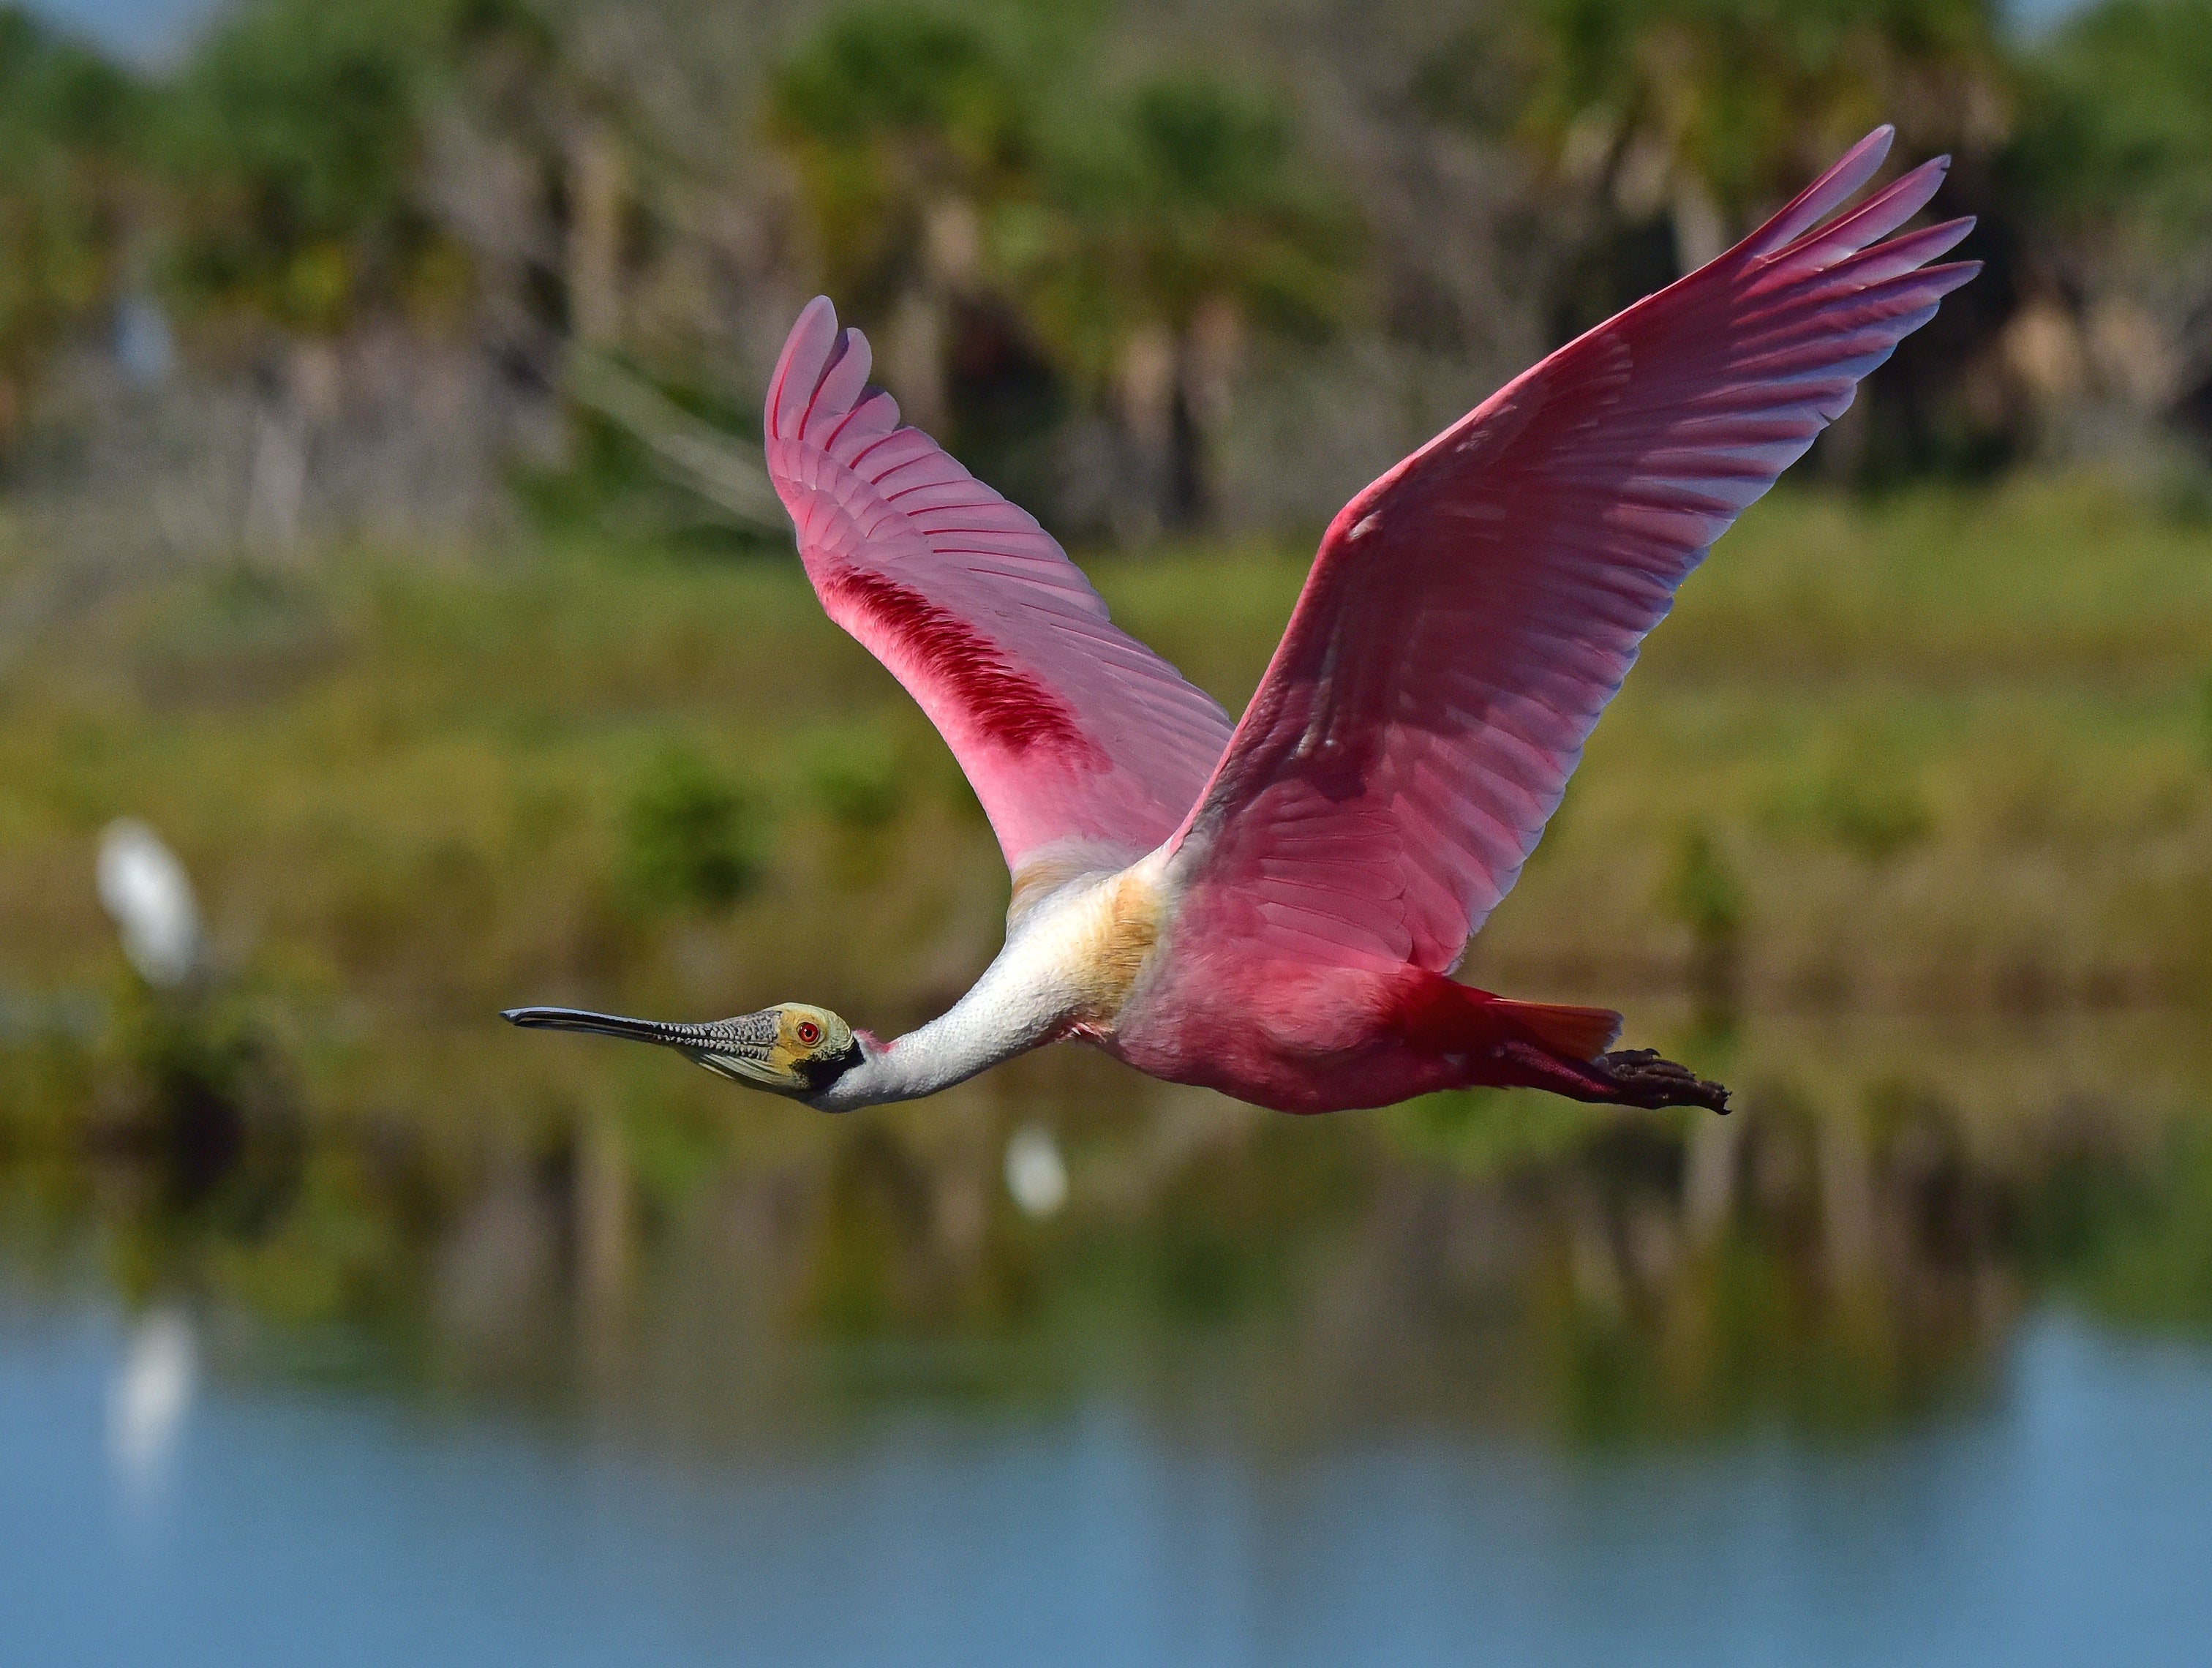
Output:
508 127 1975 1116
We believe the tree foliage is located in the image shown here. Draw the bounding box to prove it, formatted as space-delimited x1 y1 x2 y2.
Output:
768 3 1358 525
12 0 2212 519
0 7 139 436
1421 0 2006 279
1021 72 1358 386
767 4 1036 316
156 0 557 334
2014 0 2212 251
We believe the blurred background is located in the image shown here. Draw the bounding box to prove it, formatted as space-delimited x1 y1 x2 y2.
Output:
1 0 2210 1661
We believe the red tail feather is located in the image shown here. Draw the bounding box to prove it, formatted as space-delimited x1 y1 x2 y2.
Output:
1392 973 1622 1062
1493 999 1622 1061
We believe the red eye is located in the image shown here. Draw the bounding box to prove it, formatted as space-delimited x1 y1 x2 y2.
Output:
796 1021 821 1046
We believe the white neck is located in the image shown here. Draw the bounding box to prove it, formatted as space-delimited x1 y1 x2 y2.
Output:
804 858 1159 1111
805 941 1074 1111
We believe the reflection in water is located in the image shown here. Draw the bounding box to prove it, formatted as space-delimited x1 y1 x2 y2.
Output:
2 1011 2207 1446
107 1307 195 1510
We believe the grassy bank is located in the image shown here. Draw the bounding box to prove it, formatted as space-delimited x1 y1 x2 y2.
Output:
0 472 2207 1149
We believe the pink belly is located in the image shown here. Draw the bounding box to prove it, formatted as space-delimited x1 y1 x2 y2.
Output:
1103 954 1469 1114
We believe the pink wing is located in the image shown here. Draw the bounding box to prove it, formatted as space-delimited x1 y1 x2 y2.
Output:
764 298 1233 879
1165 127 1977 971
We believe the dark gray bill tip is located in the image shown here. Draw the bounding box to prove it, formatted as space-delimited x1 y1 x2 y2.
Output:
503 1006 579 1029
501 1006 698 1046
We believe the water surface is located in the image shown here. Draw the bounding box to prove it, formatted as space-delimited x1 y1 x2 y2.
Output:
9 1303 2212 1667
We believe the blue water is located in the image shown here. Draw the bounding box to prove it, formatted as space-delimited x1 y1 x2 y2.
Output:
8 1308 2211 1668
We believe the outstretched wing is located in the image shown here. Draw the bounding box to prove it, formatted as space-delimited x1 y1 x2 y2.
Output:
765 298 1234 884
1165 127 1977 970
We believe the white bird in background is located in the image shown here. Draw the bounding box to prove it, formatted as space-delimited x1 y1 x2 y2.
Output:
1004 1125 1069 1219
97 819 203 990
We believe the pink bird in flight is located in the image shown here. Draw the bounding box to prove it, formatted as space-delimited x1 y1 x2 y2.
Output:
508 127 1976 1117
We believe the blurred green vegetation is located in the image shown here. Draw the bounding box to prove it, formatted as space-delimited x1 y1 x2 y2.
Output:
1424 0 2006 313
620 745 767 913
764 0 1359 523
158 0 460 333
2013 0 2212 248
0 8 135 440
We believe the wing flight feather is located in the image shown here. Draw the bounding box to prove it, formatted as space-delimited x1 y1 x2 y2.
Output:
765 300 1235 880
1165 127 1979 972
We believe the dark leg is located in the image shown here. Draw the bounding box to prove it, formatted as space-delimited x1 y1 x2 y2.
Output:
1485 1040 1731 1114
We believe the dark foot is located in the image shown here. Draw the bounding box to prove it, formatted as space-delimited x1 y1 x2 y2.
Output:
1592 1048 1731 1113
1489 1040 1731 1113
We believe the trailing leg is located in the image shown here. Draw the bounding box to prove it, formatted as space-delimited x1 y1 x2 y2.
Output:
1481 1040 1731 1113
